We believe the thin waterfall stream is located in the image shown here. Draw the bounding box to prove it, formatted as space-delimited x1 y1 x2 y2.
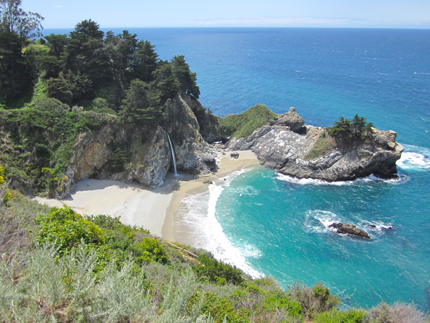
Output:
165 131 178 176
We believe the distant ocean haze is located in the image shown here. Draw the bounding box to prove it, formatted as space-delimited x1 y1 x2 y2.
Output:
44 27 430 310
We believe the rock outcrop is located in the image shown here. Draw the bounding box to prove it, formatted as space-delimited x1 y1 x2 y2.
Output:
329 223 370 239
59 94 218 198
162 96 218 175
61 124 172 197
226 109 403 181
270 107 305 133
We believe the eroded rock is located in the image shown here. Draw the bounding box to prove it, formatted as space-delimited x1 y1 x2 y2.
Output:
270 107 306 133
225 108 403 182
329 223 370 239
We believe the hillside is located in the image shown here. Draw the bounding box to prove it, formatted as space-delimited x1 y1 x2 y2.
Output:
2 192 426 322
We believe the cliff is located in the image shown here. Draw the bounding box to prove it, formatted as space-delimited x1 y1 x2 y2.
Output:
0 94 217 198
0 99 403 198
226 107 403 181
60 95 218 197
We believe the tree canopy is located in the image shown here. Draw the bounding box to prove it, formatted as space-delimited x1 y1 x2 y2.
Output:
0 0 44 38
119 79 163 123
0 0 44 103
0 14 200 122
328 115 374 141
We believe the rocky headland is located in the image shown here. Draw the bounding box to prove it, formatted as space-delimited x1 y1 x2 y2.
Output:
225 107 403 182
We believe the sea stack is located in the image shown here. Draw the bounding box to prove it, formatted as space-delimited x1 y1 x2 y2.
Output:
329 223 371 239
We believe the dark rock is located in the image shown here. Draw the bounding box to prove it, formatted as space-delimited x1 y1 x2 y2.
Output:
366 224 394 230
230 152 239 159
329 222 370 239
270 107 306 133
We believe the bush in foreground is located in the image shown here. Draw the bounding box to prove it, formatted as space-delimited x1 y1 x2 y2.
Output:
1 194 429 322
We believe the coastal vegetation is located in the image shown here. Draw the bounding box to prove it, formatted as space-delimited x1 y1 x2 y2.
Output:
0 1 203 195
1 189 428 322
304 115 374 160
304 131 336 161
217 104 277 139
327 115 374 142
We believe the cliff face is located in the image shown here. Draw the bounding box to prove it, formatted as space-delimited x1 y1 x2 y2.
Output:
59 94 217 197
161 95 216 173
226 108 403 181
61 124 170 197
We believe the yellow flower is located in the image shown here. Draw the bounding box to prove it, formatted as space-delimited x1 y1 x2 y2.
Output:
0 166 4 185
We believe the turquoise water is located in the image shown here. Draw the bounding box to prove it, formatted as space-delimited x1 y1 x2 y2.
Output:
216 156 430 310
45 28 430 310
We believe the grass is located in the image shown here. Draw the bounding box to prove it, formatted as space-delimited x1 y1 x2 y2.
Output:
218 104 277 138
304 131 336 161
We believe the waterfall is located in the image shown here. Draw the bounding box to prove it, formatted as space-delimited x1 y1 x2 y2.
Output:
165 131 178 176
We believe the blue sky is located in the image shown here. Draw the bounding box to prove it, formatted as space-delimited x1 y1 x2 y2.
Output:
22 0 430 29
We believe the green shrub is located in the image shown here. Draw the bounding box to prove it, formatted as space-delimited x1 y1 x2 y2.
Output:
200 292 250 323
134 237 168 264
313 308 366 323
287 282 340 318
264 297 303 318
35 206 105 254
0 165 4 185
194 254 244 285
246 284 265 295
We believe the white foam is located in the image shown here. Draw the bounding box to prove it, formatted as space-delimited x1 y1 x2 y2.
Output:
355 174 410 185
358 220 394 233
179 169 263 279
277 171 409 186
305 210 340 233
397 144 430 171
276 174 353 186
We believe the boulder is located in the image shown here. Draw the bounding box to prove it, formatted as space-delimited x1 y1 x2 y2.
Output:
270 107 306 133
230 152 239 159
366 224 394 230
329 223 370 239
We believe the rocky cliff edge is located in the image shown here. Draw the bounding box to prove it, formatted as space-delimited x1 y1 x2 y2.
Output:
226 107 403 181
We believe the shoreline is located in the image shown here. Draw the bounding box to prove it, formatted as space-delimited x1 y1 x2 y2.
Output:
35 150 260 245
163 150 260 245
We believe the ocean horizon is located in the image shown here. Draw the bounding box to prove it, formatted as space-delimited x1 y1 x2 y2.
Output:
45 27 430 310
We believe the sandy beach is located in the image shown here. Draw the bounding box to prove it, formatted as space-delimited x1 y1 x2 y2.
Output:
36 150 260 244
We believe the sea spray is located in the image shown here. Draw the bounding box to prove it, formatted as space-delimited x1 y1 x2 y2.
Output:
397 144 430 171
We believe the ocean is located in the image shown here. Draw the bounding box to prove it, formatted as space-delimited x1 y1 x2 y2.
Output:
45 27 430 310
